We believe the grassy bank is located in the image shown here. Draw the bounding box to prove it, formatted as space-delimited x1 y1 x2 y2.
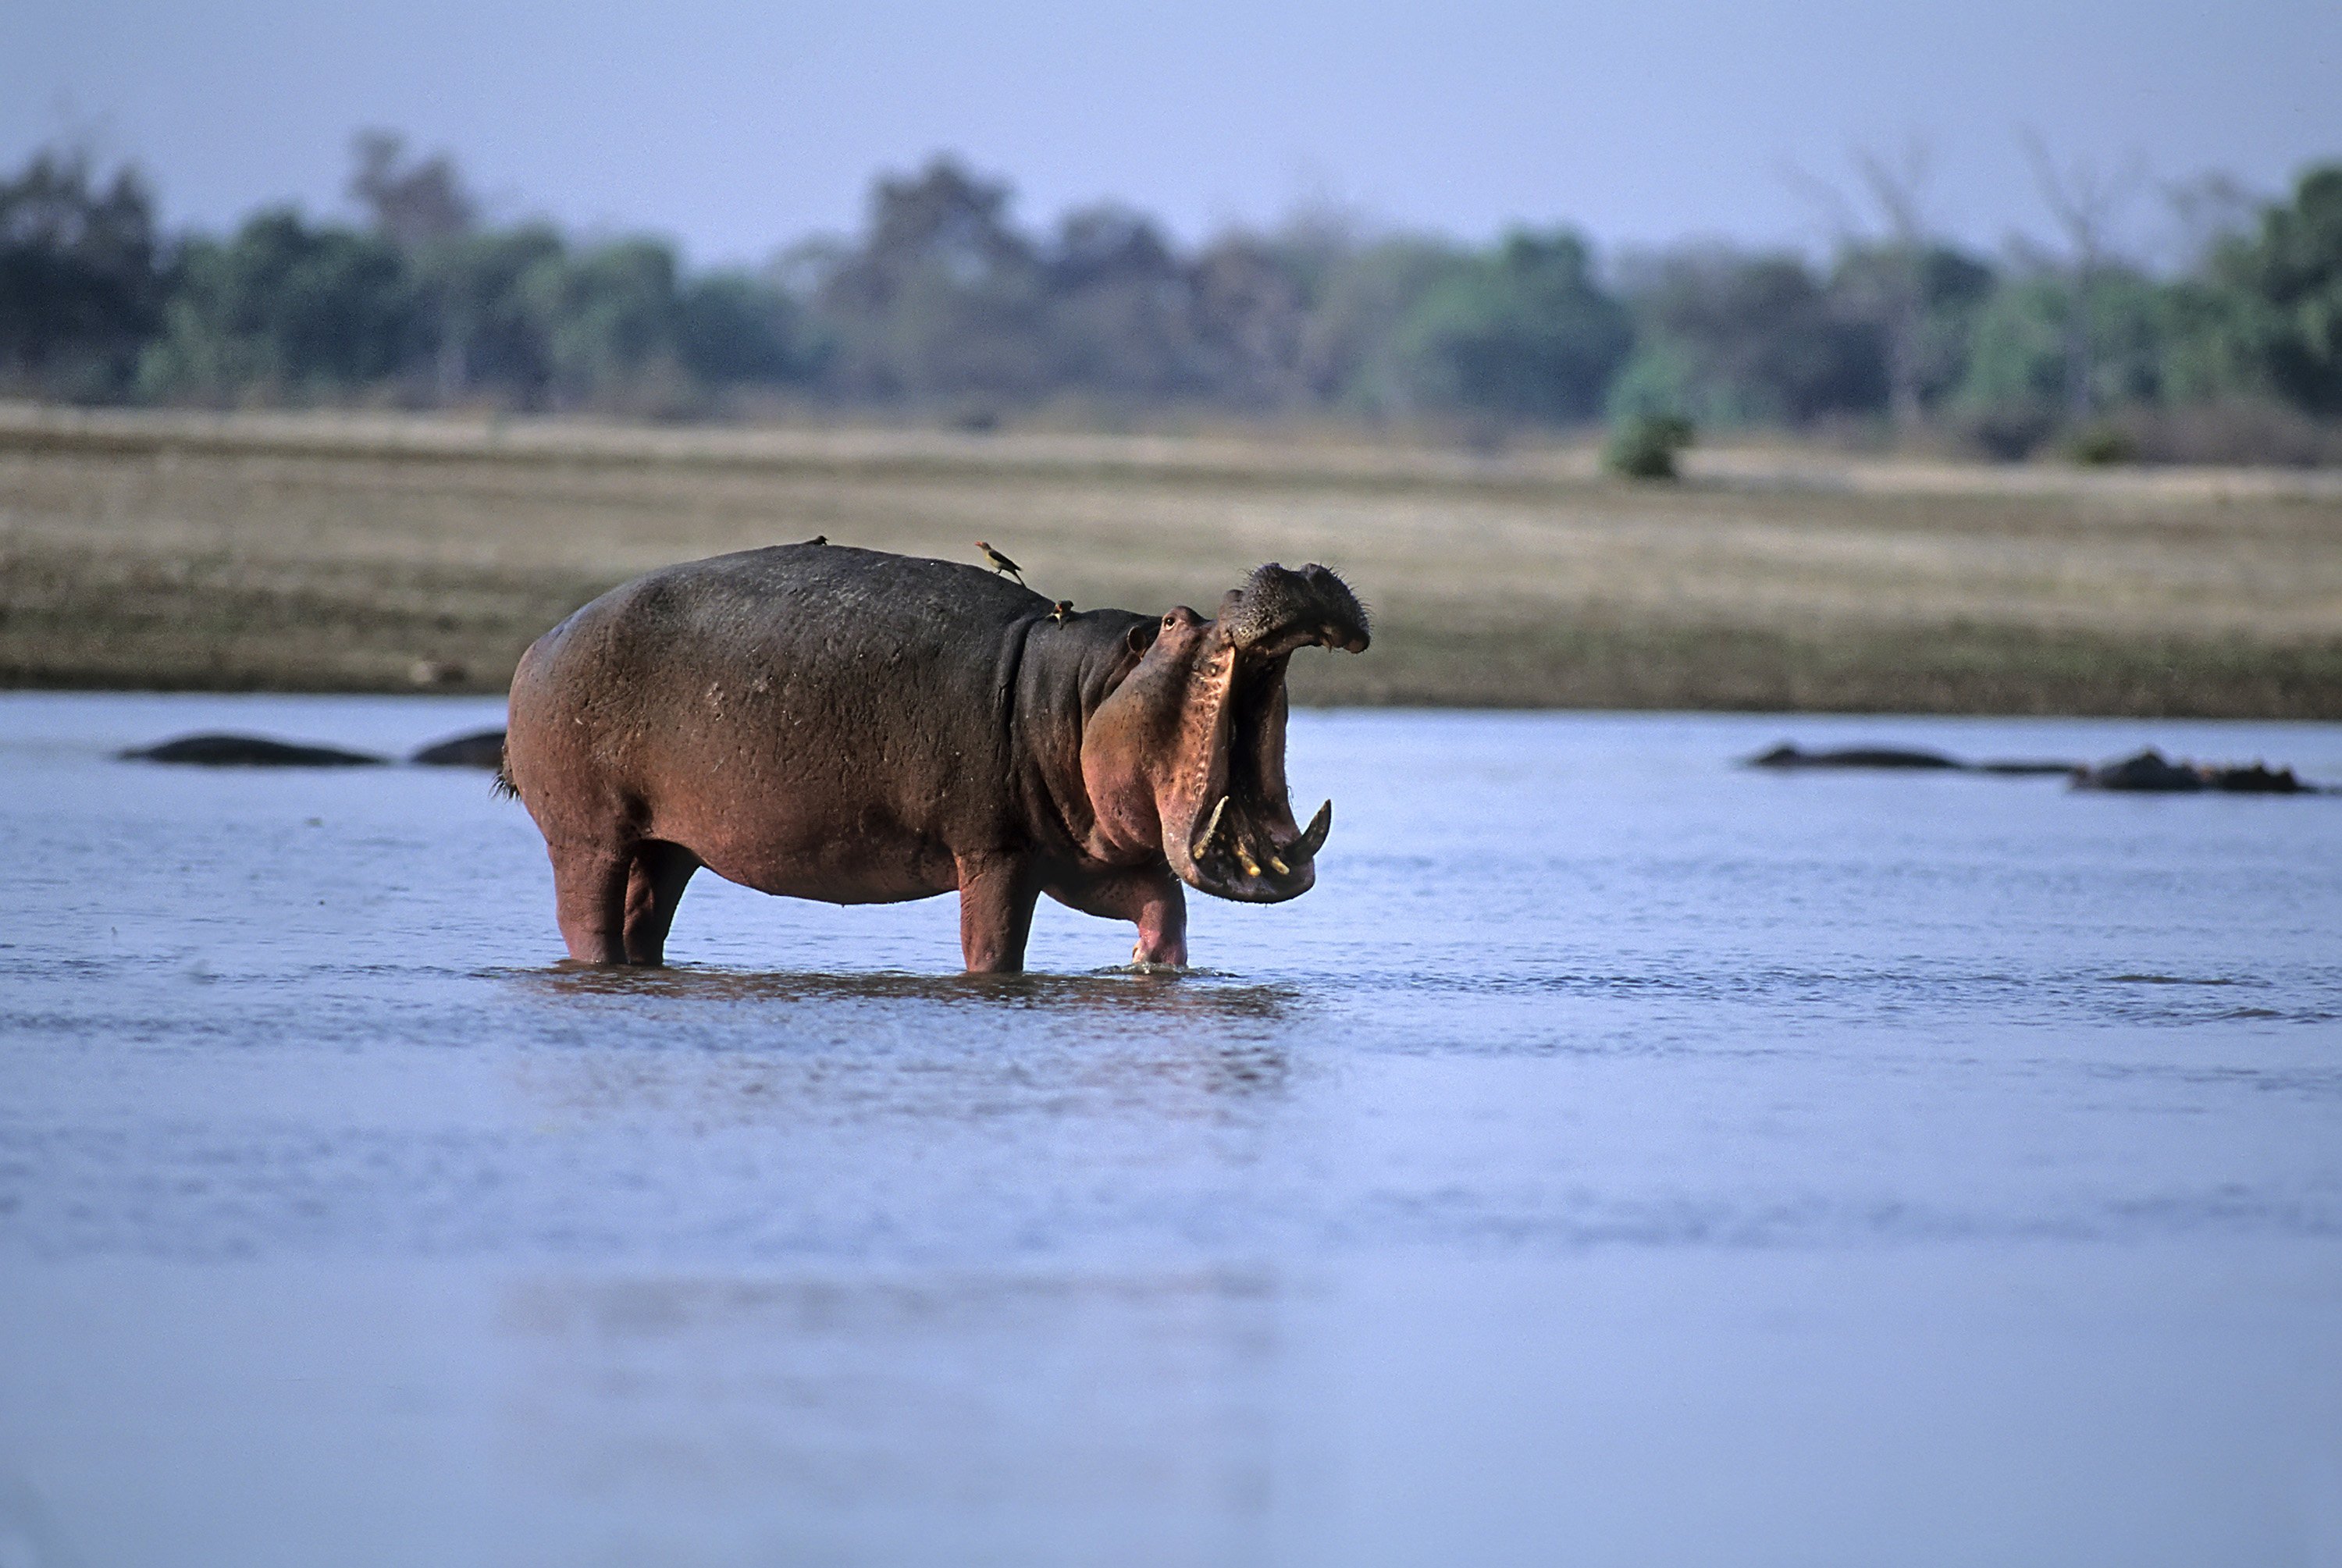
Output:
3 406 2338 716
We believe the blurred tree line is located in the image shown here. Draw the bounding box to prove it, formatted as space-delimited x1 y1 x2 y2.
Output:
4 133 2340 459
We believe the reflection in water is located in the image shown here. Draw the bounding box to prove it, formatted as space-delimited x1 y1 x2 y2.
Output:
501 1030 1300 1132
511 962 1301 1021
497 965 1302 1129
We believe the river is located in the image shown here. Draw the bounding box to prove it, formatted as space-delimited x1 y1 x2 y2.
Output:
2 693 2339 1566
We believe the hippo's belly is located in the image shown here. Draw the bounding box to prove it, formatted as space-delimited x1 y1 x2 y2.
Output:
647 782 963 906
609 674 1000 906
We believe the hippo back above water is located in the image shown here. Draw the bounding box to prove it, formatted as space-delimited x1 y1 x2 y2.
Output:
501 542 1369 972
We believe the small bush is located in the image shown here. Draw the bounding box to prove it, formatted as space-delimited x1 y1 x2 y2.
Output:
1603 413 1694 480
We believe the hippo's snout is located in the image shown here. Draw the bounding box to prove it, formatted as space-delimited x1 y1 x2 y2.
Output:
1217 563 1371 658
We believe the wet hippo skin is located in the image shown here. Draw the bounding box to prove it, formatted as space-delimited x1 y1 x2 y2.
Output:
501 542 1369 972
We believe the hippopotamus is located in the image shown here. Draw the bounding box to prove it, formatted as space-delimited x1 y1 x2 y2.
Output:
120 734 387 767
121 728 514 769
1747 743 2078 776
2071 748 2322 794
500 542 1370 972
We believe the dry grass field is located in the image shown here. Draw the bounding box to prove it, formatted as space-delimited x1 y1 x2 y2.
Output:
3 404 2339 714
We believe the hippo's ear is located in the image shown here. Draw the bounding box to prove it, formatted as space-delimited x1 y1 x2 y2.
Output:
1125 623 1159 656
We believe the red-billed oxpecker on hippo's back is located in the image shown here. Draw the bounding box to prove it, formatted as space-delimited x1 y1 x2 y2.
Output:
500 542 1369 972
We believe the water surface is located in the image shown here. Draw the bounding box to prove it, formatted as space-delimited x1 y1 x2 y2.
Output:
3 694 2340 1566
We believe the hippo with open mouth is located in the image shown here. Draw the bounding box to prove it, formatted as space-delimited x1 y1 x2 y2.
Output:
501 542 1369 972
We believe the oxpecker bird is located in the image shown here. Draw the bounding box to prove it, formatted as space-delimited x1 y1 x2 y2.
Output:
975 541 1025 585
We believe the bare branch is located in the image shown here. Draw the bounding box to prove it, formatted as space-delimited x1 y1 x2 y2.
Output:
1853 136 1933 248
1783 135 1938 432
2161 169 2261 273
348 128 475 252
2019 130 2145 419
2020 128 2144 271
1778 157 1860 252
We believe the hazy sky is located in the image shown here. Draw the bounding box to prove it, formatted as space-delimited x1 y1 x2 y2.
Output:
9 0 2340 266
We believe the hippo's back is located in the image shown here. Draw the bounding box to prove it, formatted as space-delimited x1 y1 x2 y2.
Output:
506 543 1048 891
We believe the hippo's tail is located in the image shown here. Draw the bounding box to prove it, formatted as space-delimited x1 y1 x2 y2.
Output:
492 747 519 801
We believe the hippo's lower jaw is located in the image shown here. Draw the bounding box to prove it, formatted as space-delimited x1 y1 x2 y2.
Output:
1187 793 1332 901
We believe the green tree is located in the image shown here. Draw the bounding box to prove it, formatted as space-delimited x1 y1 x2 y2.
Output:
0 146 166 400
813 158 1050 401
2212 165 2342 413
1297 236 1468 413
677 269 810 386
1611 248 1888 425
1041 203 1205 398
1393 229 1631 422
411 225 565 404
1186 234 1315 407
1828 244 1995 413
1957 267 2169 414
2154 274 2263 405
519 239 689 408
140 209 418 400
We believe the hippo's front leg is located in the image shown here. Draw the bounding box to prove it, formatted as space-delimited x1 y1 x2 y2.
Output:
1047 867 1188 969
955 852 1041 973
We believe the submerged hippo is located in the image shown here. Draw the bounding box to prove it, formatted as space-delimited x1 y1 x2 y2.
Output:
501 542 1369 972
2071 748 2321 794
120 734 386 767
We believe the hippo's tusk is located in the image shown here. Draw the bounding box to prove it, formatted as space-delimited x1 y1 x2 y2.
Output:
1233 839 1262 878
1287 799 1333 862
1266 852 1290 876
1191 795 1229 859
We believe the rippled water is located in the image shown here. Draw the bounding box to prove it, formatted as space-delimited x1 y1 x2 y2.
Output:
3 692 2340 1567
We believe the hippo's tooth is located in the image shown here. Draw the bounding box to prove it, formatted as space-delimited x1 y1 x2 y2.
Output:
1191 795 1229 859
1287 799 1333 862
1233 840 1262 878
1266 852 1290 876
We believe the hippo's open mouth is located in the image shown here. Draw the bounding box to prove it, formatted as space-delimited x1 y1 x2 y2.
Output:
1170 564 1369 902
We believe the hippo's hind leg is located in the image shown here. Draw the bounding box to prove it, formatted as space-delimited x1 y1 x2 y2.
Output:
548 838 633 965
549 837 698 966
622 841 700 965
